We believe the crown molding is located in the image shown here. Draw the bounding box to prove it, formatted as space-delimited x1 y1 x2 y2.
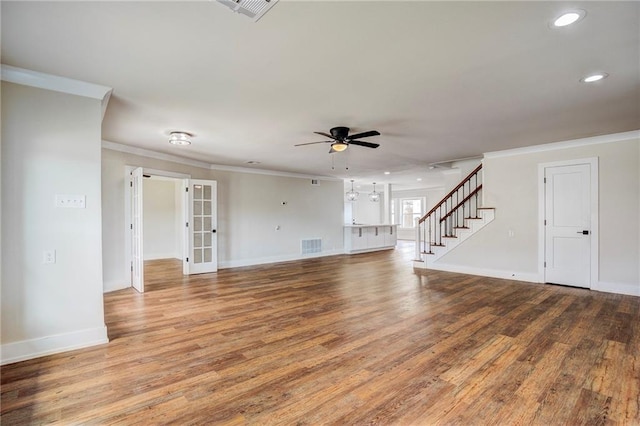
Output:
102 140 341 182
102 140 212 169
484 130 640 159
1 65 113 119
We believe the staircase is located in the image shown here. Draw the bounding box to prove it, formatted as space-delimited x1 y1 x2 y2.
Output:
413 164 495 269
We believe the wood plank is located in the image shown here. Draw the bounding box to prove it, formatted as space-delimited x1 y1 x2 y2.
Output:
2 243 639 424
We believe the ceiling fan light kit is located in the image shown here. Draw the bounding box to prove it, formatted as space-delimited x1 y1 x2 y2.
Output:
295 126 381 154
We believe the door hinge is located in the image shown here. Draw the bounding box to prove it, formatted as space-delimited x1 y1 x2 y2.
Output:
130 263 133 272
186 257 189 262
186 222 189 227
544 261 546 268
185 187 189 192
544 177 547 184
544 219 547 225
130 181 133 187
130 224 133 230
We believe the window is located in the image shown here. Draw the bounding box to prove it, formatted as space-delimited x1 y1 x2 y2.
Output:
391 197 424 228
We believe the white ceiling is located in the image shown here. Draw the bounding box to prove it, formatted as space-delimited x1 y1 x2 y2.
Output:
2 1 638 190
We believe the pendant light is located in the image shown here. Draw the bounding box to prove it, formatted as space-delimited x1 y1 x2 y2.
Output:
369 182 380 202
346 180 359 201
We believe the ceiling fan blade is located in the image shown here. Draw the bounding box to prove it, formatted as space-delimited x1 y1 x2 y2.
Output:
347 130 380 140
349 140 380 149
294 141 332 147
314 131 335 139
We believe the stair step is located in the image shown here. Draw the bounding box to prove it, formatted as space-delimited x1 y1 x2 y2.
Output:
465 216 482 220
429 243 445 247
477 207 495 210
443 235 457 239
421 251 435 255
454 226 470 229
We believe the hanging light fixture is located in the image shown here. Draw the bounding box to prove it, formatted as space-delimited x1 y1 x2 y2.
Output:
369 182 380 202
346 179 359 201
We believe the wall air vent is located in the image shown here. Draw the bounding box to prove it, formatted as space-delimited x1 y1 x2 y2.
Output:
301 239 322 255
214 0 279 22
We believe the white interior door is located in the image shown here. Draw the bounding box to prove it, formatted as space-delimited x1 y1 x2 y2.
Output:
544 163 591 288
186 179 218 274
131 167 144 292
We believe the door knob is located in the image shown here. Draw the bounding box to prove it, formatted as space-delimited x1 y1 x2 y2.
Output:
577 230 589 235
212 229 217 233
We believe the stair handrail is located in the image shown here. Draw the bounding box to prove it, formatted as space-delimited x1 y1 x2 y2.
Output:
415 163 483 258
439 185 483 223
419 163 482 224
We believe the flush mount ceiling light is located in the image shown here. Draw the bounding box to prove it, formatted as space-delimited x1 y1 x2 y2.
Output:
551 10 586 28
168 131 192 146
346 179 359 201
581 73 609 83
369 182 380 202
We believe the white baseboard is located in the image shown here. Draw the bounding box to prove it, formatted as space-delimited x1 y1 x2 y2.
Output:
422 262 540 283
594 281 640 297
143 253 181 261
104 279 130 293
219 249 344 269
1 326 109 365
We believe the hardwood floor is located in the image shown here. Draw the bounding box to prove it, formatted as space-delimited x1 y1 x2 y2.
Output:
2 242 639 424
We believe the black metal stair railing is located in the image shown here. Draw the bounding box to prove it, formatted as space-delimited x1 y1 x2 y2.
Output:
416 164 483 257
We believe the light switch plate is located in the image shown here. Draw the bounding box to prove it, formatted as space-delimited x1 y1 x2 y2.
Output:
56 195 86 208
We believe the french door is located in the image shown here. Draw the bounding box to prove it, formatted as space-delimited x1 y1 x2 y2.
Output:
131 167 144 293
185 179 218 274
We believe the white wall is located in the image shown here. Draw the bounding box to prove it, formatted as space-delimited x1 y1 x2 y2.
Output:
143 178 181 260
437 136 640 296
1 82 108 364
102 148 345 291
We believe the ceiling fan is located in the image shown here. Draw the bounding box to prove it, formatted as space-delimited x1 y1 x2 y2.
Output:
295 126 381 153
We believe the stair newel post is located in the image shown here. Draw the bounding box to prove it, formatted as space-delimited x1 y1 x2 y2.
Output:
415 217 422 261
428 214 432 253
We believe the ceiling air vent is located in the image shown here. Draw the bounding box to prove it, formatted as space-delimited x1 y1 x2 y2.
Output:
214 0 279 22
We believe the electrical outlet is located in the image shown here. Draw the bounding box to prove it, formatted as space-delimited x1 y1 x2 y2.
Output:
56 195 86 208
43 250 56 264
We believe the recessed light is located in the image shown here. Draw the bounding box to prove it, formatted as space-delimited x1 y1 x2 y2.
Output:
168 131 192 146
581 73 608 83
246 160 261 165
417 178 422 182
551 10 586 28
384 171 391 175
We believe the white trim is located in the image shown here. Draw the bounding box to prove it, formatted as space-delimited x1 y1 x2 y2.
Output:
1 326 109 366
104 280 130 293
102 140 342 182
143 253 182 261
593 281 640 297
1 65 112 118
538 157 599 289
143 168 190 180
103 140 211 170
219 249 344 269
419 262 540 283
209 163 342 181
485 130 639 159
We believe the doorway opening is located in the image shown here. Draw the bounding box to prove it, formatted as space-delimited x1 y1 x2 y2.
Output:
125 167 218 293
